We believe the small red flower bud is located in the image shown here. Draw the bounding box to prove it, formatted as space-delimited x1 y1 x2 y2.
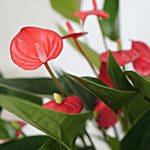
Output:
94 100 118 128
10 27 63 70
43 94 84 114
72 0 109 25
72 10 109 25
62 21 88 39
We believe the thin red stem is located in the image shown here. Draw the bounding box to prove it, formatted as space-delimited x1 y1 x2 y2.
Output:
73 38 98 77
44 63 67 97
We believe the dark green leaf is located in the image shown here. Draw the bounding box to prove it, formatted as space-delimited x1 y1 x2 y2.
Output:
58 25 100 69
125 93 150 123
107 51 134 90
108 136 120 150
126 71 150 101
0 119 16 139
50 0 81 23
0 94 90 149
7 90 43 105
0 106 2 113
62 74 96 110
0 72 8 95
67 74 136 112
39 138 67 150
0 78 59 96
39 138 94 150
101 0 120 41
0 136 49 150
121 109 150 150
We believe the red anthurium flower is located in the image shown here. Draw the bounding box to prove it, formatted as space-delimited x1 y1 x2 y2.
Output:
62 21 88 39
72 0 109 25
100 50 139 66
93 100 118 129
43 93 83 114
10 27 63 70
132 41 150 76
98 62 114 88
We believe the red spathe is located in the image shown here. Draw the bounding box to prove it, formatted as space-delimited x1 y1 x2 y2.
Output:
10 27 63 70
43 96 84 114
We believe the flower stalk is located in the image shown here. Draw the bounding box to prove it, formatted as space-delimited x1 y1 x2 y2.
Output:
44 63 67 97
73 38 98 77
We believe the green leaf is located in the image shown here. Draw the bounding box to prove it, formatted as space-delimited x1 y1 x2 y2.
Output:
58 25 100 69
107 51 134 90
61 74 96 110
125 92 150 123
67 74 136 112
50 0 81 23
0 78 59 96
39 138 94 150
7 90 43 105
121 109 150 150
108 136 120 150
0 94 90 149
0 119 16 139
0 136 49 150
39 138 67 150
126 71 150 101
101 0 120 41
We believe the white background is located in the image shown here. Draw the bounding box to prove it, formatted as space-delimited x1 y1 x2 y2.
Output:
0 0 149 149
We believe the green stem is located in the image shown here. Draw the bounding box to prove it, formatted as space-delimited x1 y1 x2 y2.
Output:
84 129 96 150
73 38 98 77
79 135 87 148
100 127 109 143
44 63 67 97
97 18 108 51
112 126 119 139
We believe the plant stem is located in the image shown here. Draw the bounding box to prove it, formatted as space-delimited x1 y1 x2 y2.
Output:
44 63 67 97
79 135 87 148
97 18 108 51
84 129 96 150
112 125 119 139
100 127 108 143
73 38 98 77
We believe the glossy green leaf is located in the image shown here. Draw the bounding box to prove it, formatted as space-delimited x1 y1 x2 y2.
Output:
61 74 96 110
7 90 43 105
0 119 16 139
121 109 150 150
67 74 136 112
107 51 134 90
101 0 120 41
0 78 59 96
0 94 90 149
0 136 49 150
126 71 150 101
125 92 150 123
50 0 81 23
58 25 100 69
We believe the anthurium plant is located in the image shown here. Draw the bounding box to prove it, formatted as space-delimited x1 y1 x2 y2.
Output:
0 0 150 150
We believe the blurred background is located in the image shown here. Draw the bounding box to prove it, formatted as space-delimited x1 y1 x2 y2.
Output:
0 0 150 78
0 0 149 149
